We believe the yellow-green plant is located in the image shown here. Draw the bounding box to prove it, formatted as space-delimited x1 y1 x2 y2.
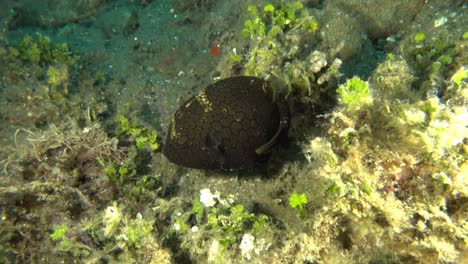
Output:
50 224 70 241
50 224 71 249
403 30 454 83
99 202 155 249
450 66 467 88
243 1 318 39
47 64 69 87
240 1 328 100
242 6 266 39
115 114 160 151
126 217 154 248
336 77 372 110
18 33 79 65
98 158 135 185
414 32 426 44
289 192 307 218
174 193 273 251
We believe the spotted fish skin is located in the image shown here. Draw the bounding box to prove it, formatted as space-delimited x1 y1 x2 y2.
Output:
163 76 287 170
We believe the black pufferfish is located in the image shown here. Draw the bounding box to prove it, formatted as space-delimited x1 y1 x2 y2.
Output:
163 76 289 170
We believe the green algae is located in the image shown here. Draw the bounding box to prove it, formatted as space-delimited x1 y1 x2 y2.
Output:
50 224 70 241
115 114 160 151
336 77 371 111
289 192 307 218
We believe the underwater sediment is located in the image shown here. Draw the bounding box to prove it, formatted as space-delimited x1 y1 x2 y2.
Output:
0 0 467 263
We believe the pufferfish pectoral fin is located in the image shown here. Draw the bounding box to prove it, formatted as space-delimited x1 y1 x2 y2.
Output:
255 98 289 155
255 126 282 155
